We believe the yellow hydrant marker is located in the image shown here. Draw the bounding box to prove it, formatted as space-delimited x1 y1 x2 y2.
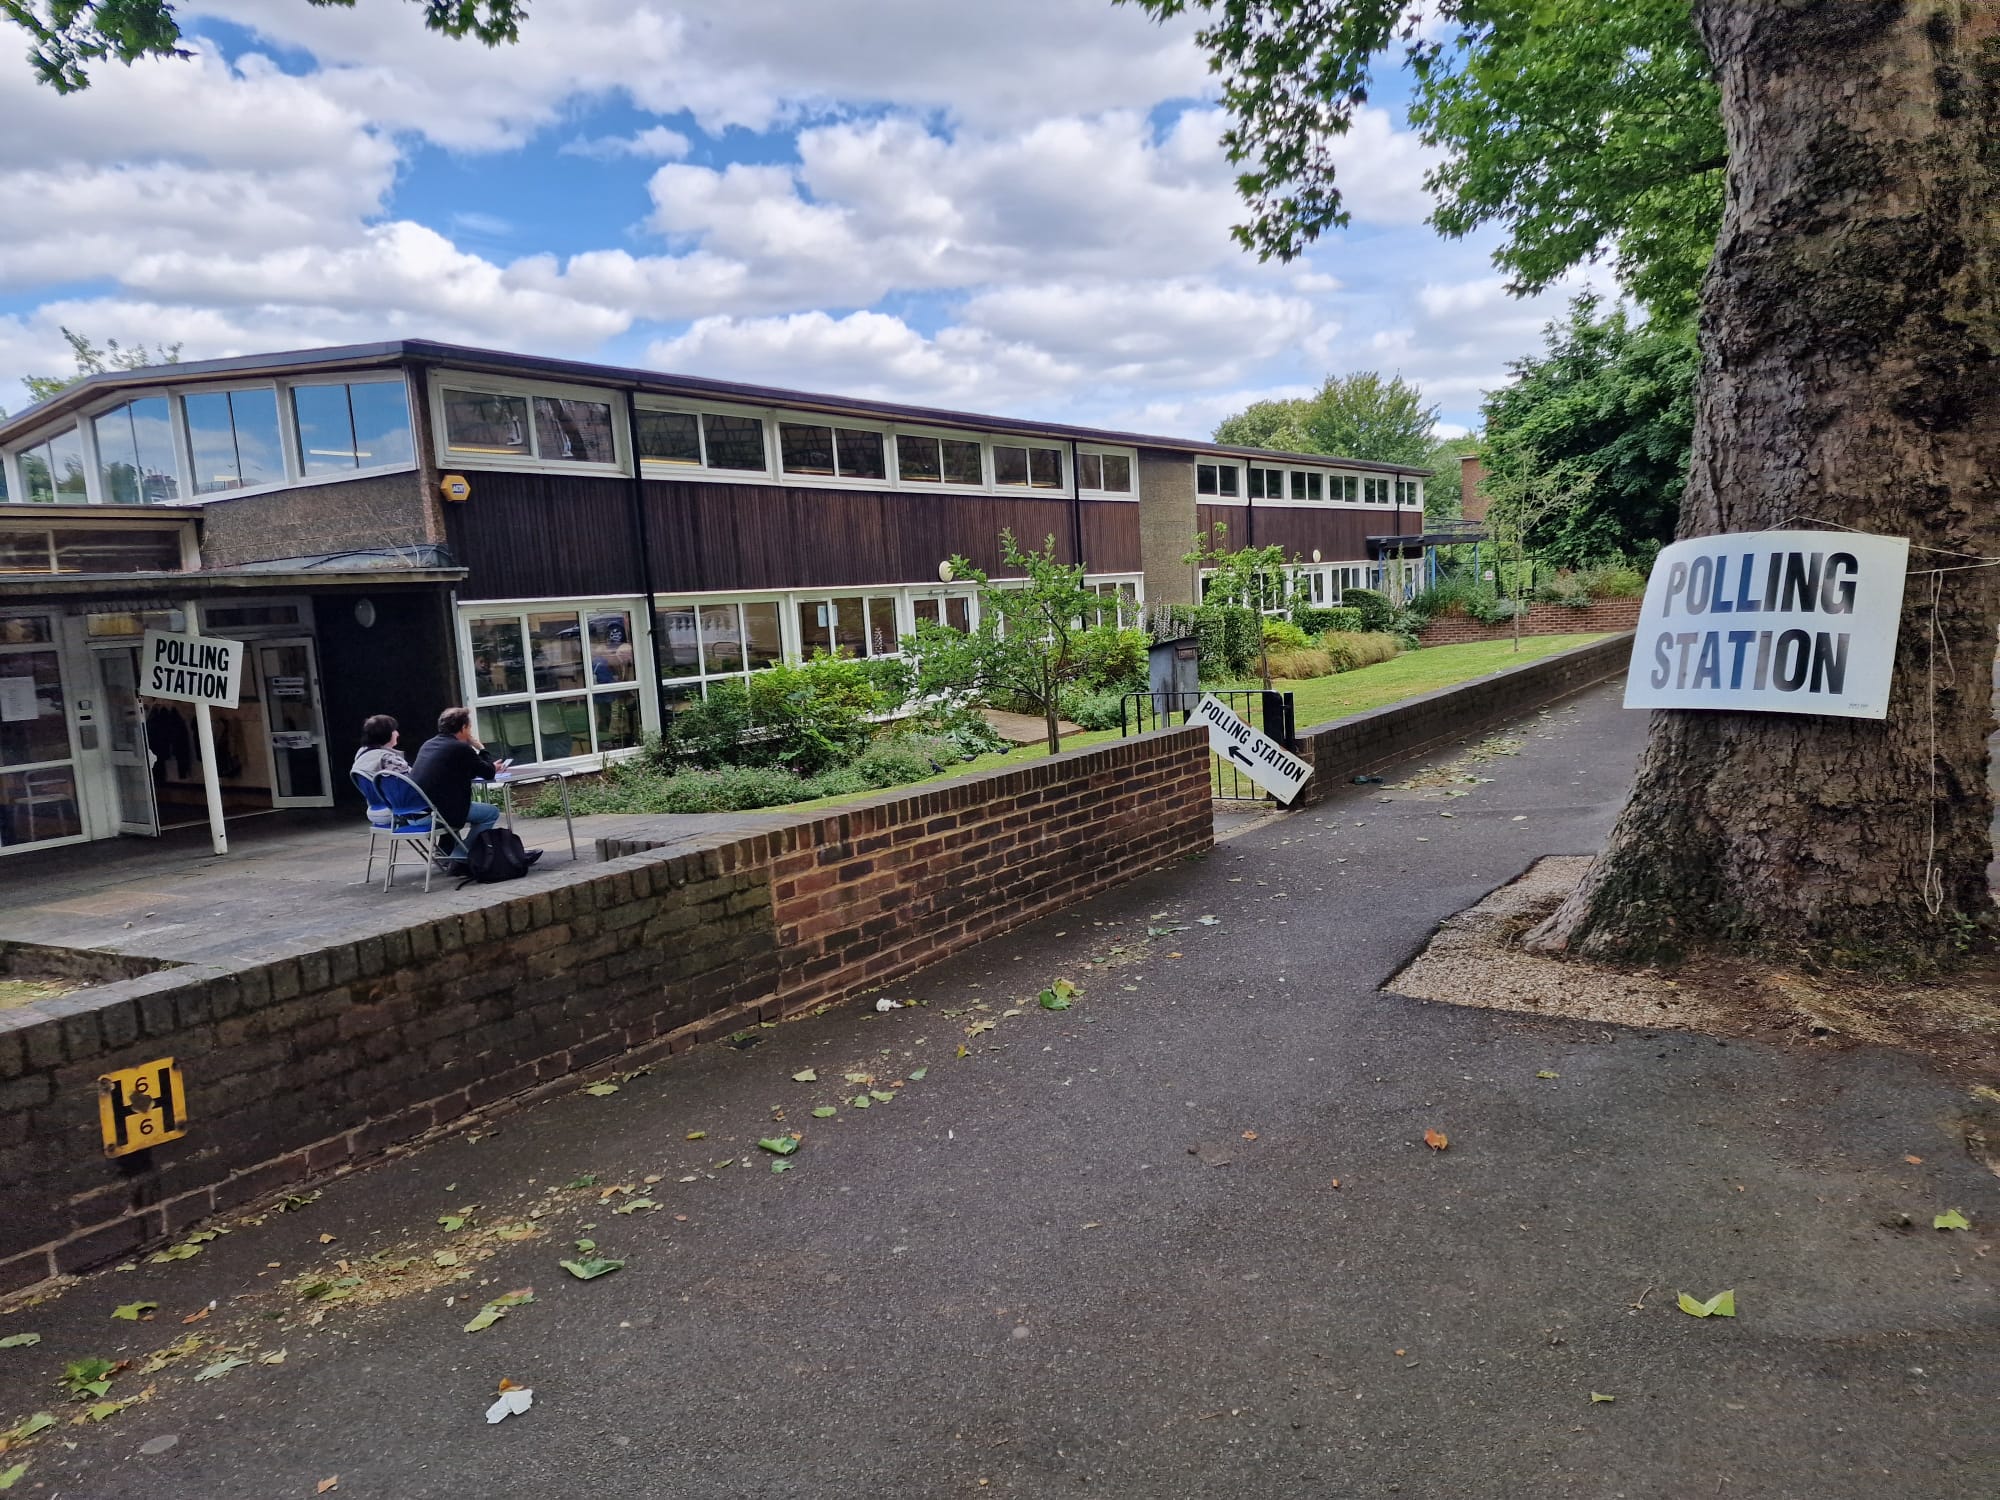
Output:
97 1058 188 1158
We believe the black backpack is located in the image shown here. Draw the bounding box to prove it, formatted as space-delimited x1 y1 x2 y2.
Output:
458 826 536 885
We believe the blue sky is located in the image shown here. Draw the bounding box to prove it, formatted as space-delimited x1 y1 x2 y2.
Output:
0 0 1603 437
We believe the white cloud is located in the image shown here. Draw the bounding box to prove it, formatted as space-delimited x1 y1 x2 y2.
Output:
560 125 692 161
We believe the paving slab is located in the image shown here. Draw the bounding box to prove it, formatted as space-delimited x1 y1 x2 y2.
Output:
0 680 1993 1499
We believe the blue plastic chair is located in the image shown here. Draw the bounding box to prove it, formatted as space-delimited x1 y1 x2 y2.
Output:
351 769 396 887
375 771 461 893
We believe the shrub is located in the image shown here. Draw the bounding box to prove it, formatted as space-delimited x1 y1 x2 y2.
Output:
1323 631 1403 673
1264 646 1336 679
1072 625 1150 692
744 652 886 776
1262 618 1312 651
1189 607 1231 679
1218 606 1260 677
1409 577 1485 620
544 762 823 816
904 699 1012 759
1341 588 1395 632
1292 604 1363 636
1058 685 1132 731
661 680 753 769
852 734 964 788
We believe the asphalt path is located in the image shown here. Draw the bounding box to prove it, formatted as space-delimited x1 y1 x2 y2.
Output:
2 681 1994 1499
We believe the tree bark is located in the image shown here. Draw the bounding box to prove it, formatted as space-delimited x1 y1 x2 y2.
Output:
1532 0 2000 966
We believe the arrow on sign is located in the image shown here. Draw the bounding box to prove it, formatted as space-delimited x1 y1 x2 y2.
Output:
1227 747 1256 770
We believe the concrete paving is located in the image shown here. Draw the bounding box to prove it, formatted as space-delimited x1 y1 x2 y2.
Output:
0 681 1994 1499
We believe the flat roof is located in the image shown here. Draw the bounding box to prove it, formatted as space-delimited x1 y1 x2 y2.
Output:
0 565 463 599
0 339 1431 477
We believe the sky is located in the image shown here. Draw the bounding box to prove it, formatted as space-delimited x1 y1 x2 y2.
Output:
0 0 1606 440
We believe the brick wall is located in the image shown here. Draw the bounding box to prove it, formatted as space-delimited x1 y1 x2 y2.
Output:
0 726 1211 1289
1416 598 1642 646
1292 633 1634 801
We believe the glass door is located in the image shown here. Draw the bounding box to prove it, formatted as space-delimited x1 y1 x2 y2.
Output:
253 637 333 808
94 645 160 836
0 615 85 854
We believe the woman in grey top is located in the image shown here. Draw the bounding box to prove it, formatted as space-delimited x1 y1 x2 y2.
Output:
351 714 411 780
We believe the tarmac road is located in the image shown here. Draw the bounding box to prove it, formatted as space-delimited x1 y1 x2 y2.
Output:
1 681 1994 1500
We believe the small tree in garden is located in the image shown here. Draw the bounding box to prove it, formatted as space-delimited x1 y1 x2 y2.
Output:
908 532 1097 754
1185 524 1293 688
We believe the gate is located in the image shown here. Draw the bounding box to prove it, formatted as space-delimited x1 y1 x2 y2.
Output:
1121 689 1297 803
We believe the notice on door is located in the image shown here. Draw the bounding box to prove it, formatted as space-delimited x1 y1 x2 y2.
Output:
1624 530 1909 720
141 630 243 710
1190 693 1313 804
0 675 35 723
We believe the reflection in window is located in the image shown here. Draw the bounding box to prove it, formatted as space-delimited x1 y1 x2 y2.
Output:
293 380 414 476
589 612 636 684
16 429 86 503
657 604 700 677
743 602 783 669
702 414 768 471
184 388 282 494
913 596 972 632
867 597 898 655
442 389 531 455
93 399 179 503
533 396 616 464
468 616 528 698
52 529 183 574
896 434 983 485
529 612 586 693
780 423 836 477
635 409 701 466
994 445 1062 489
834 428 886 481
0 530 50 573
699 604 744 675
466 601 651 765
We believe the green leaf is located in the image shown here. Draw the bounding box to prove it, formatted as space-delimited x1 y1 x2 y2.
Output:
573 1238 595 1253
146 1242 202 1263
770 1160 793 1174
1039 978 1077 1011
1676 1289 1735 1319
757 1136 800 1156
907 1068 927 1082
437 1215 467 1232
1536 1070 1560 1079
0 1461 27 1490
494 1223 537 1241
111 1301 156 1321
0 1334 41 1349
868 1090 895 1104
560 1256 624 1281
851 1095 871 1109
1934 1208 1971 1231
1589 1392 1616 1403
463 1291 531 1333
582 1082 619 1096
811 1106 837 1119
60 1358 117 1397
3 1413 53 1442
613 1197 657 1215
83 1400 127 1423
792 1068 819 1082
432 1250 459 1268
1196 915 1220 926
566 1173 599 1187
194 1356 250 1382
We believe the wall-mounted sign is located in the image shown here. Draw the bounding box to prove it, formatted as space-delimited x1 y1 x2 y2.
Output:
0 675 36 723
141 630 243 710
1624 530 1909 720
98 1057 188 1158
1190 693 1312 804
270 730 316 750
268 675 306 698
440 473 472 503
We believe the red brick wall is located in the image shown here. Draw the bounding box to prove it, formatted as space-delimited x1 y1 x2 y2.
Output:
0 726 1213 1289
1417 597 1641 646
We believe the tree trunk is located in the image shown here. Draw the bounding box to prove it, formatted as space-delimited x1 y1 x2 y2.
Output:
1046 703 1062 756
1532 1 2000 966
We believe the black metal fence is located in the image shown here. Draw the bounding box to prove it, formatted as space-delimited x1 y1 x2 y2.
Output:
1121 689 1297 803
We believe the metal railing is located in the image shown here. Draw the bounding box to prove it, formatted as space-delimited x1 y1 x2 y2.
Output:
1121 688 1297 803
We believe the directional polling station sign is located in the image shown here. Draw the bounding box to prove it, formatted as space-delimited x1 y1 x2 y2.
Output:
1624 530 1909 720
1190 693 1313 804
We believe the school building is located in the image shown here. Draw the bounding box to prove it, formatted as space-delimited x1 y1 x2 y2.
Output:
0 340 1430 857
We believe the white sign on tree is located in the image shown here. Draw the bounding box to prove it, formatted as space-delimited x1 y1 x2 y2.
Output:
1190 693 1312 804
1624 530 1909 720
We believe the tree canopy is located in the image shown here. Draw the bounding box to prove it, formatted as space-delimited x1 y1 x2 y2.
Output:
1121 0 1724 319
1478 297 1696 567
21 327 180 407
5 0 524 91
1214 371 1437 465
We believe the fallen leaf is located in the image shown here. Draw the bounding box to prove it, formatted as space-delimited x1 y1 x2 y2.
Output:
792 1068 819 1083
180 1307 211 1325
494 1224 537 1242
868 1090 895 1104
1424 1129 1449 1151
1903 1154 1923 1165
485 1386 533 1423
583 1082 619 1097
811 1106 837 1119
318 1480 339 1494
907 1067 928 1081
433 1250 459 1268
1934 1209 1971 1231
1536 1070 1560 1080
437 1215 467 1232
851 1095 871 1109
757 1136 801 1156
0 1335 39 1350
3 1415 53 1443
955 1045 970 1059
112 1302 157 1322
560 1256 623 1281
613 1198 657 1215
0 1462 26 1490
1196 915 1220 926
1590 1392 1616 1404
1329 1179 1341 1189
566 1174 599 1187
258 1350 287 1365
1676 1289 1736 1319
770 1161 794 1174
1241 1131 1258 1142
1038 979 1076 1011
464 1288 535 1332
193 1357 250 1382
317 1233 336 1245
146 1243 202 1263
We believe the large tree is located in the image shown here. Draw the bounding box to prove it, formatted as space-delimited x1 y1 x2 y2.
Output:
4 0 523 91
1125 0 1724 319
1142 0 2000 966
1215 371 1438 462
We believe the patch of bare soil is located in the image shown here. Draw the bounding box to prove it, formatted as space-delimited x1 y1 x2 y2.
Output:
0 977 79 1012
1390 856 2000 1085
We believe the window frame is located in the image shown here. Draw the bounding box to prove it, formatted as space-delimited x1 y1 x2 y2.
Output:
633 394 776 479
432 369 630 477
458 596 653 769
1075 445 1138 499
774 411 895 489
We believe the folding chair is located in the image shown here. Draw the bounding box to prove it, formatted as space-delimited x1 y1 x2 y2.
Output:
375 772 463 893
351 769 397 887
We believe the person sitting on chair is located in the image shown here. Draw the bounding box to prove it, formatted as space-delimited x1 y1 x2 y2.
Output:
411 706 508 867
351 714 411 781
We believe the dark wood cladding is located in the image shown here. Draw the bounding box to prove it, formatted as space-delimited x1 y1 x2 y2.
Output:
1079 501 1140 574
445 472 641 601
1196 504 1411 560
644 480 1081 593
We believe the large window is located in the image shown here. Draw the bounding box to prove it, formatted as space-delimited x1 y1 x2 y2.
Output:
1197 462 1241 498
1077 451 1134 495
1289 471 1325 502
442 385 617 468
895 433 984 486
1246 466 1284 500
636 406 770 473
0 526 178 575
292 380 415 476
17 428 86 503
1333 475 1359 503
0 618 82 851
992 444 1063 489
184 388 283 495
912 595 973 632
656 598 785 711
1396 478 1422 507
796 594 901 659
1363 476 1394 505
779 422 888 482
92 398 179 504
465 606 643 765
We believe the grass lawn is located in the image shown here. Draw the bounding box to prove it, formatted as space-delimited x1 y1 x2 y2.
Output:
790 633 1617 811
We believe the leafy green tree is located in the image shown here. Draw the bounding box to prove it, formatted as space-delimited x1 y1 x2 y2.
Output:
21 327 181 406
1121 0 1723 319
1214 372 1437 465
1419 434 1482 522
1185 523 1293 687
1478 297 1696 567
6 0 524 92
907 532 1099 754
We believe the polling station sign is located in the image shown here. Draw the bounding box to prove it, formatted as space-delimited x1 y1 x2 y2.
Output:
141 629 243 710
1190 693 1313 803
1624 530 1909 720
